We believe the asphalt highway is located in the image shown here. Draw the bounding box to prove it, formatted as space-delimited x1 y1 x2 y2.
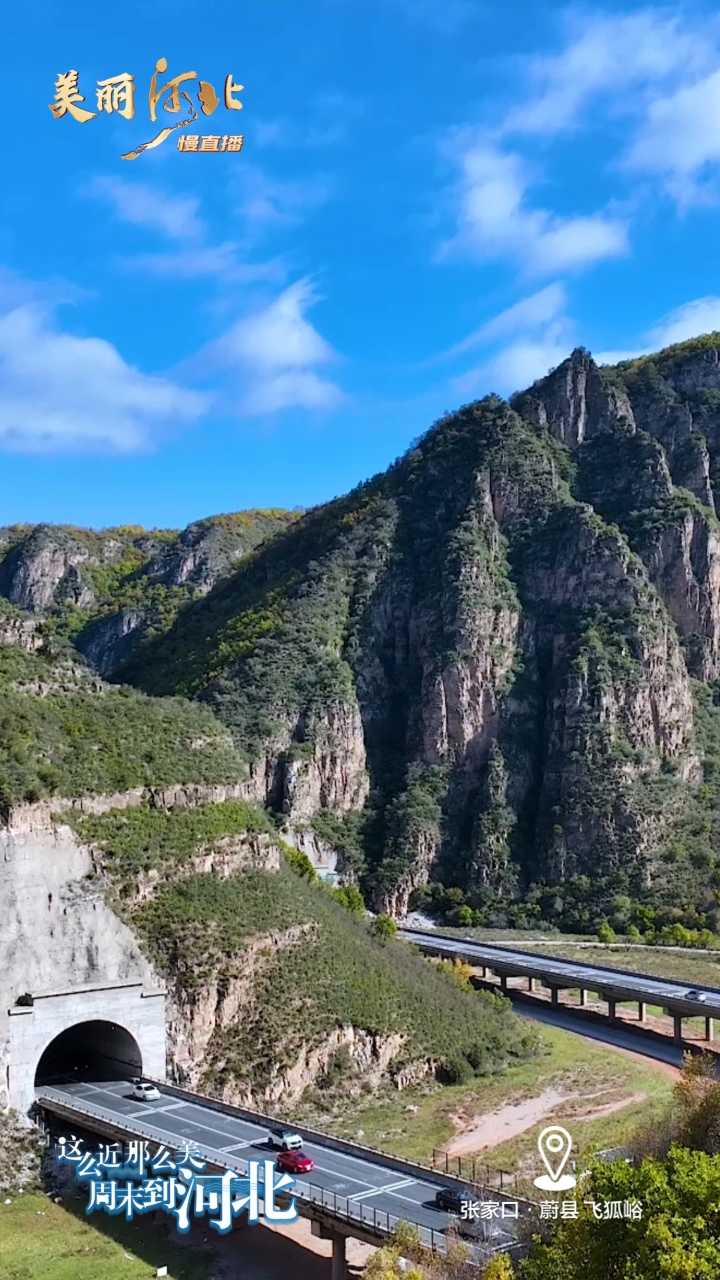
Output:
36 1079 518 1252
399 928 720 1012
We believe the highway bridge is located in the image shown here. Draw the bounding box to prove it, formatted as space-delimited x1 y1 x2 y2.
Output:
35 1077 529 1277
399 926 720 1043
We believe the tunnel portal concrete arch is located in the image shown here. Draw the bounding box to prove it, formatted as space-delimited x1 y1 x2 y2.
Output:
34 1019 143 1087
5 981 166 1116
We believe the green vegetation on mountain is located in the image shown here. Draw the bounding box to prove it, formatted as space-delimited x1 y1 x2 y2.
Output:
67 800 276 894
0 646 246 808
133 861 535 1090
8 340 720 938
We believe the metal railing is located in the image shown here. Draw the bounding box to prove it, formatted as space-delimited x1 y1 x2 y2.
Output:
35 1087 519 1260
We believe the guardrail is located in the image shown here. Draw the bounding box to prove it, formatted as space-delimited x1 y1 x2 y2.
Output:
35 1088 521 1261
138 1073 537 1213
399 928 720 999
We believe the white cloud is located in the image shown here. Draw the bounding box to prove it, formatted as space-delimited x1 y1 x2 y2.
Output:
438 283 567 362
89 173 293 282
624 69 720 201
121 244 286 284
595 296 720 365
650 296 720 347
87 176 204 241
233 164 334 231
441 139 628 274
0 299 206 453
503 10 711 137
454 330 573 398
202 278 343 414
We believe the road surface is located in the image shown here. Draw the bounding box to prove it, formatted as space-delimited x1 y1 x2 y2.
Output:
36 1078 519 1253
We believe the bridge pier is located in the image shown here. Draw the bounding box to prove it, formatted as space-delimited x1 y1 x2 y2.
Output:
673 1015 683 1043
607 999 616 1021
499 974 508 993
550 987 559 1006
331 1233 347 1280
527 976 536 993
638 1002 647 1023
707 1017 715 1042
578 989 588 1007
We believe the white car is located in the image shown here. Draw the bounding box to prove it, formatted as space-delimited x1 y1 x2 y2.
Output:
130 1080 161 1102
686 990 708 1002
267 1128 303 1151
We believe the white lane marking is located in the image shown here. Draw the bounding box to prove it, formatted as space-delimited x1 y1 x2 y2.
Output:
347 1178 415 1202
153 1102 185 1114
134 1107 269 1150
54 1091 424 1199
221 1141 255 1153
126 1108 154 1119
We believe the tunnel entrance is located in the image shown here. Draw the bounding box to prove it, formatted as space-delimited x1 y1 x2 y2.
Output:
34 1020 143 1087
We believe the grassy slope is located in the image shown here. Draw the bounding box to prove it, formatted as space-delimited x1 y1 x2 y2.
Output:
306 1023 674 1178
0 1193 214 1280
138 865 536 1090
73 802 537 1094
0 647 247 805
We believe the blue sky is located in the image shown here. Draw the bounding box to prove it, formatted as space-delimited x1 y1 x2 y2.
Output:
4 0 720 528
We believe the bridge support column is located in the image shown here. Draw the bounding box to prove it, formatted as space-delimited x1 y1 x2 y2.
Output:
331 1233 347 1280
528 977 536 993
578 989 588 1007
607 999 616 1021
480 966 488 979
551 987 559 1006
499 974 508 993
638 1002 647 1023
706 1017 715 1041
673 1015 683 1043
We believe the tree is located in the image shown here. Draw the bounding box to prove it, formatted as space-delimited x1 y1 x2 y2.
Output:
596 920 615 943
435 958 474 991
522 1146 720 1279
673 1051 720 1154
371 914 398 942
333 883 366 915
481 1257 514 1279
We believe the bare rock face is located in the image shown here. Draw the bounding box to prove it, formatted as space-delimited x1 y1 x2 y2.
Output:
642 509 720 680
143 519 261 593
0 609 42 652
76 608 145 677
0 527 95 612
240 700 370 824
514 348 636 447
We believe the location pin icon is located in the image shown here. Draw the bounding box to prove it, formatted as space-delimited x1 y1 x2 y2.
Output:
538 1126 573 1184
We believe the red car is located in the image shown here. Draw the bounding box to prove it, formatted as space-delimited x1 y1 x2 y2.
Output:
276 1149 314 1175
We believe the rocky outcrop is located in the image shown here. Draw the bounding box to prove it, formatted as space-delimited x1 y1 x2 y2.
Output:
167 923 313 1090
3 781 254 835
240 700 370 823
76 608 146 676
514 348 635 447
168 919 422 1105
0 526 96 612
0 609 42 652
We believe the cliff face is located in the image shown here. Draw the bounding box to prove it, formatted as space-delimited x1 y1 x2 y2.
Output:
6 336 720 931
0 511 296 677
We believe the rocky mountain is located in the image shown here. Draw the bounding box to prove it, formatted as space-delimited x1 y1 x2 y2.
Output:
7 335 720 938
0 510 298 675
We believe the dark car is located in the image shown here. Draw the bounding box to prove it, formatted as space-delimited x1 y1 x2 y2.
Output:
686 989 708 1002
434 1185 476 1215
